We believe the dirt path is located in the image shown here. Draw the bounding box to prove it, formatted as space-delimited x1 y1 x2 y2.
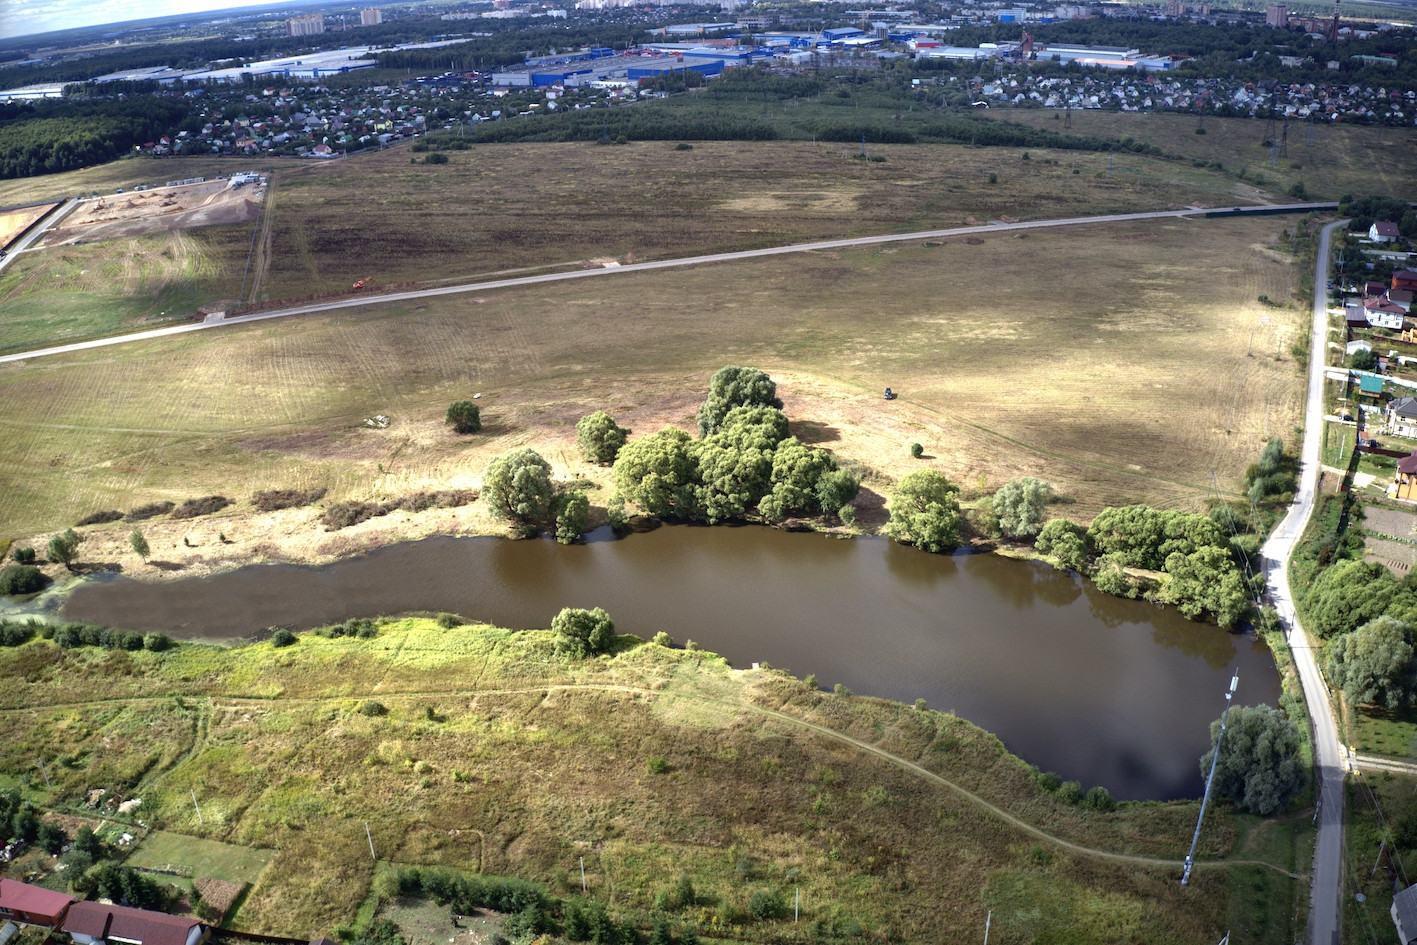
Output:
245 178 276 306
2 679 1301 879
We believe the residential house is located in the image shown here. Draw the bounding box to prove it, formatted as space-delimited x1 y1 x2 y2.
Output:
1390 396 1417 438
1396 453 1417 504
1365 297 1407 330
1367 280 1390 297
1395 269 1417 293
0 879 76 929
62 902 206 945
1346 304 1370 331
1359 374 1385 400
1371 220 1401 242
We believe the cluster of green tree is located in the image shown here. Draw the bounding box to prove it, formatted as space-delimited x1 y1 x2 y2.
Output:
47 621 174 653
378 866 548 916
0 563 48 595
315 617 380 639
552 607 617 659
0 620 37 646
1243 437 1299 506
1033 504 1255 626
1027 768 1117 810
1199 704 1304 816
73 863 176 911
0 97 188 179
611 367 858 526
1341 194 1417 236
481 447 589 543
1304 559 1417 638
370 866 712 945
0 788 39 846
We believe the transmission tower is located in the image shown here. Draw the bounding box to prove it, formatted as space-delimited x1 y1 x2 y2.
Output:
1064 98 1072 129
1279 122 1289 158
1182 670 1240 886
1261 91 1278 147
1306 117 1316 146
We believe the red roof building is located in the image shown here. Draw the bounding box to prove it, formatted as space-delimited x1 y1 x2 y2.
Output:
62 902 206 945
0 879 76 928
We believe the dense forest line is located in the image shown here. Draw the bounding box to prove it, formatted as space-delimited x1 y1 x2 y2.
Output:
0 98 187 179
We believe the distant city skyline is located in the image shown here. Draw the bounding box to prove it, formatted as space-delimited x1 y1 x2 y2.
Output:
2 0 297 41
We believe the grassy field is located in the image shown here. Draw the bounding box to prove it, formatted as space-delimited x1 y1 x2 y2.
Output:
0 215 1306 557
125 830 274 886
988 110 1417 205
1344 770 1415 945
0 225 250 354
0 618 1306 943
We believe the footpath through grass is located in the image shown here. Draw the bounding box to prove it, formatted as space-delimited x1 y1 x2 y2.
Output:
0 616 1306 943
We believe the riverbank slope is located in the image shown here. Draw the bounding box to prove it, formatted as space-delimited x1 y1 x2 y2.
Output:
0 616 1306 942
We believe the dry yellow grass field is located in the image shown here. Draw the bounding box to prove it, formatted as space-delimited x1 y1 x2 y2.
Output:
0 214 1305 564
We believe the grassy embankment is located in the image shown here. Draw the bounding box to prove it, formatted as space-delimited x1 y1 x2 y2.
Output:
0 617 1308 943
0 216 1306 564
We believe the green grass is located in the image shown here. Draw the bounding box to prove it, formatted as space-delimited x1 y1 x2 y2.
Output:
1322 421 1355 468
0 618 1305 943
1349 706 1417 758
126 830 274 885
1343 772 1413 945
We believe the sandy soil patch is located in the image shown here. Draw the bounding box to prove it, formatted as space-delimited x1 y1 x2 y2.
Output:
42 181 261 247
0 203 57 248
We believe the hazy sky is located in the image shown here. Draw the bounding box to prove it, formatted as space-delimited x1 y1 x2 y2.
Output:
2 0 293 41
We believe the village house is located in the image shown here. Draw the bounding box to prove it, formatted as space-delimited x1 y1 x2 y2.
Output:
1371 221 1402 243
1366 297 1408 330
1389 396 1417 438
1347 304 1371 332
1395 269 1417 293
0 879 76 929
1395 452 1417 503
62 902 206 945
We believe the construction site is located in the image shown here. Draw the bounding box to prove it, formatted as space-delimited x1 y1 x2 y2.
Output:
39 175 266 248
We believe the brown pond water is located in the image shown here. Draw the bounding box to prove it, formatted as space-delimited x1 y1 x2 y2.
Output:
61 524 1281 801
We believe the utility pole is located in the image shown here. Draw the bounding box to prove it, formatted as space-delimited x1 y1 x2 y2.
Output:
35 759 50 789
191 790 202 825
580 856 587 893
366 822 376 861
1183 671 1239 886
983 910 991 945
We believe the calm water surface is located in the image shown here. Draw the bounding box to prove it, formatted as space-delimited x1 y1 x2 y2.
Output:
62 525 1281 801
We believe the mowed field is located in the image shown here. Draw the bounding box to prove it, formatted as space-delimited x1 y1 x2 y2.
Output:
254 137 1257 300
990 110 1417 204
0 215 1304 553
0 619 1302 942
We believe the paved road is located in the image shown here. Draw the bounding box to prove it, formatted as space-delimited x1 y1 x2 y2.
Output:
0 197 76 276
1260 218 1348 945
0 201 1338 365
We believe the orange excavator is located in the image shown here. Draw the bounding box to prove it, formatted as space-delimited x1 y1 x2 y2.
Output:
352 277 370 290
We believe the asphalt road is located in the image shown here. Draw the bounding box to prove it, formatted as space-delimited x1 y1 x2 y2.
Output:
1261 218 1348 945
0 201 1338 365
0 197 76 277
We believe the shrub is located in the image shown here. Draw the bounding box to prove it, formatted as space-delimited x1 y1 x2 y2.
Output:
1056 781 1082 804
910 442 924 458
252 488 327 512
75 510 123 526
358 700 388 717
749 889 785 921
0 565 48 596
646 756 669 774
446 401 482 434
0 621 36 646
125 501 175 521
436 613 461 629
270 628 296 648
576 411 631 465
652 631 673 647
143 633 174 652
37 822 67 854
555 491 590 545
171 496 231 520
12 547 35 564
552 607 616 659
1082 786 1116 811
